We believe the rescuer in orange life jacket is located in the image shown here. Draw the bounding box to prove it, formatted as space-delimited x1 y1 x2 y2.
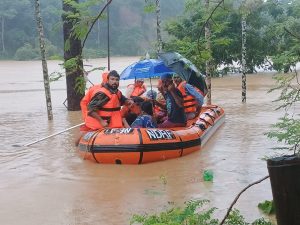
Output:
172 74 204 120
86 70 133 129
80 70 133 129
125 78 147 98
75 70 133 146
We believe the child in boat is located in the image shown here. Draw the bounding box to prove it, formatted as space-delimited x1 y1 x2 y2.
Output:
121 96 144 126
131 101 157 128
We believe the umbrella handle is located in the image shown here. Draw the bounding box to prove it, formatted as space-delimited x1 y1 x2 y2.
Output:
149 78 156 108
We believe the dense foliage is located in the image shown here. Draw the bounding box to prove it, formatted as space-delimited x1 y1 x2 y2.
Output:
163 0 300 76
1 0 300 74
0 0 183 60
264 0 300 156
267 71 300 155
130 200 273 225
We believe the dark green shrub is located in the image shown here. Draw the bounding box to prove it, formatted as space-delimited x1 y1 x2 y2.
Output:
14 43 39 60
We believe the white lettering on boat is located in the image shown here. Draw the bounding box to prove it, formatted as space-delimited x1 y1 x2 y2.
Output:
83 131 96 141
104 128 133 135
146 129 176 140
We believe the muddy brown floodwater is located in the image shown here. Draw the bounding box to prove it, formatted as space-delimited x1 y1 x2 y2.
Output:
0 58 280 225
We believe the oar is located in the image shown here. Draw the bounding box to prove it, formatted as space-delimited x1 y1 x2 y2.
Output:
13 122 85 147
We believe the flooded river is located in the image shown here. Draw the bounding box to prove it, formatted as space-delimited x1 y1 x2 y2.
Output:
0 58 280 224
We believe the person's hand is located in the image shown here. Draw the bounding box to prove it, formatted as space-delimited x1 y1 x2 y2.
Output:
101 120 109 128
125 99 134 107
148 98 156 104
167 83 176 92
195 105 202 117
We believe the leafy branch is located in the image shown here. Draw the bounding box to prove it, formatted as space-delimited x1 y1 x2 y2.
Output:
267 27 300 155
284 27 300 41
82 0 112 49
219 176 270 225
196 0 225 53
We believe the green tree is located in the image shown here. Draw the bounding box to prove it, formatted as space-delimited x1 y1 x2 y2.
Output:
0 0 30 55
164 0 240 75
266 1 300 155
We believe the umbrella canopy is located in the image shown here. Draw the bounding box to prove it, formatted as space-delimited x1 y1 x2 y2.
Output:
120 59 174 80
158 52 208 96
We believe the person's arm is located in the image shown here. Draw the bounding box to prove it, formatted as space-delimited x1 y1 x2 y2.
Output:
87 92 110 127
89 111 109 127
138 84 147 96
125 84 134 98
121 94 134 107
151 99 166 110
168 84 184 108
122 118 130 128
88 92 109 111
185 84 204 106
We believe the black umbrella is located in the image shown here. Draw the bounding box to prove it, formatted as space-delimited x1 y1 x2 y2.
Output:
158 52 208 96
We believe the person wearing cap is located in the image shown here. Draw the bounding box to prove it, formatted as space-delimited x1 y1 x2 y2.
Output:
82 70 133 131
173 74 204 120
131 101 157 128
154 73 187 128
126 78 147 98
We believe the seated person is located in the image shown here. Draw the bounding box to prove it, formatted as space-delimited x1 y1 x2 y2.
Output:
173 74 204 120
131 101 157 128
154 73 187 128
80 71 110 122
85 70 132 130
75 71 132 145
121 96 144 126
126 78 147 98
146 89 166 124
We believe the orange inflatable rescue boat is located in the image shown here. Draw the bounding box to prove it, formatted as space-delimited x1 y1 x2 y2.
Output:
77 105 225 164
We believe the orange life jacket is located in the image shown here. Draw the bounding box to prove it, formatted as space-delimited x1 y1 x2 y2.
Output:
177 81 197 113
101 71 109 85
80 84 102 120
128 84 146 97
84 86 123 130
80 71 110 120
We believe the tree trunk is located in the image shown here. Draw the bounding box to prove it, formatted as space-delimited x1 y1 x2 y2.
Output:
34 0 53 120
241 15 247 103
62 0 84 111
205 0 212 105
97 19 100 49
1 16 5 53
156 0 162 54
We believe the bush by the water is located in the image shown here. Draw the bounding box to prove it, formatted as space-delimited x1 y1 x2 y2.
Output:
83 48 106 59
130 200 273 225
14 43 39 60
14 39 61 61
